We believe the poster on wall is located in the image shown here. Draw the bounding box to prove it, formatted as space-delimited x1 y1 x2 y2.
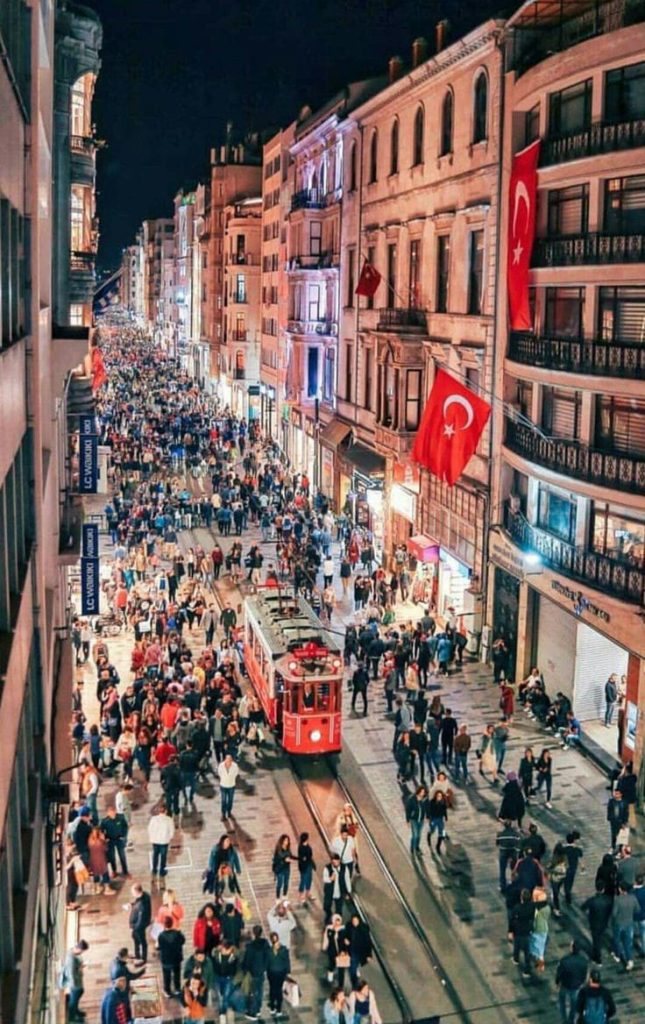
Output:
625 701 638 751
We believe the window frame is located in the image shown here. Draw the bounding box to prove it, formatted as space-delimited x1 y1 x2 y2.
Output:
412 105 425 166
473 72 488 144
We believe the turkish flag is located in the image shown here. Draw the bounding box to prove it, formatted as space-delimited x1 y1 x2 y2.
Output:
91 346 108 391
412 369 491 485
355 260 382 298
507 139 540 331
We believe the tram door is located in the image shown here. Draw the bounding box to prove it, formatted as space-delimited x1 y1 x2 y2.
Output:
274 670 285 736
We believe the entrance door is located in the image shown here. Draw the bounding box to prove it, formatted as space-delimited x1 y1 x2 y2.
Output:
493 567 520 676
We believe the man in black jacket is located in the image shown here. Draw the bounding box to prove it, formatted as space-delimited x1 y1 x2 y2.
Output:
160 755 182 817
242 924 270 1019
128 883 152 964
351 663 369 716
158 916 185 997
100 806 130 877
576 969 616 1022
509 888 535 977
582 883 613 964
555 940 588 1024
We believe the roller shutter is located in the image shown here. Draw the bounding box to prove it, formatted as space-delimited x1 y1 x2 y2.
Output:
573 623 628 722
535 594 577 706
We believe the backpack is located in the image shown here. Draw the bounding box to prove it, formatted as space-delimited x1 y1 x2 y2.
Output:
583 994 607 1024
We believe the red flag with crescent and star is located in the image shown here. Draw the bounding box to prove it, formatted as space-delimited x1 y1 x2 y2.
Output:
507 139 540 331
355 259 382 298
412 369 491 485
91 345 108 392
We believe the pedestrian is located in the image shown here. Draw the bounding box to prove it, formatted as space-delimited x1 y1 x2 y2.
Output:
99 977 131 1024
100 805 130 877
322 854 350 922
604 674 618 727
493 717 510 774
158 915 185 998
266 930 291 1019
498 772 525 829
192 903 222 956
297 831 316 903
440 708 458 766
345 911 373 987
496 819 521 893
218 753 240 820
535 748 554 808
606 790 628 852
330 823 357 878
212 937 239 1022
347 980 382 1024
453 724 471 782
610 885 638 970
323 988 346 1024
406 785 427 856
509 888 535 978
127 882 152 964
267 899 297 950
555 940 589 1024
88 825 115 895
242 924 270 1020
427 789 448 854
529 886 550 972
582 883 613 964
351 662 369 716
477 724 498 783
109 947 145 992
147 803 175 883
60 939 89 1023
322 913 350 986
575 969 616 1022
563 831 584 907
518 747 535 804
272 834 296 899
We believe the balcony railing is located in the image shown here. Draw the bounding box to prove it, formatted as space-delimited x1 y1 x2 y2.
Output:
508 0 645 77
505 419 645 494
541 117 645 166
70 135 95 154
504 505 644 605
290 188 326 212
508 332 645 379
533 232 645 267
286 253 339 271
286 318 338 336
377 307 428 331
70 250 95 272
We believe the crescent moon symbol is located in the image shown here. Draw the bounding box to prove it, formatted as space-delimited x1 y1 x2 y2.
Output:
442 394 474 430
512 180 531 238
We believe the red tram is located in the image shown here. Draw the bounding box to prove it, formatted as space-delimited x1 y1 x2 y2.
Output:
243 590 343 754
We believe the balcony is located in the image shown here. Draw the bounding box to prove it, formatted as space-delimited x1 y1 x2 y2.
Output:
70 250 95 272
508 0 645 78
508 332 645 379
70 135 95 154
541 117 645 166
504 505 644 605
533 232 645 267
286 318 338 336
290 188 326 212
286 253 339 271
505 419 645 495
376 307 428 332
374 423 415 457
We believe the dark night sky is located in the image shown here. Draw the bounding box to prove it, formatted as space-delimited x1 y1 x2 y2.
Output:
89 0 508 272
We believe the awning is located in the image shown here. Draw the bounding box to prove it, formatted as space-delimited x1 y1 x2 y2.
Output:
341 442 386 478
408 534 440 563
320 418 352 451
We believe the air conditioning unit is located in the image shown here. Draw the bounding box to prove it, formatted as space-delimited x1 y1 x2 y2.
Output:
509 494 521 514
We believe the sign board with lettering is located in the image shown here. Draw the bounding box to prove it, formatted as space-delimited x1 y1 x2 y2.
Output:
78 432 98 493
82 523 99 559
490 532 527 580
81 557 100 615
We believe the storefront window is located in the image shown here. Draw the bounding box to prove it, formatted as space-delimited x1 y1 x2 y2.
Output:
538 485 577 543
591 505 645 565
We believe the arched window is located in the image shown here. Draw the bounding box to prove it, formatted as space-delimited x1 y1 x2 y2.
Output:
348 141 357 192
412 106 424 166
369 130 378 183
440 91 453 156
390 119 399 175
320 158 326 196
473 72 488 144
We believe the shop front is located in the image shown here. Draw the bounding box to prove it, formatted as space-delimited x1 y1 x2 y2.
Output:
338 441 386 565
390 463 420 554
319 418 353 507
407 534 440 608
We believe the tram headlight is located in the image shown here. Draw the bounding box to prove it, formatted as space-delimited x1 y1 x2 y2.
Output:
288 660 297 672
309 729 322 743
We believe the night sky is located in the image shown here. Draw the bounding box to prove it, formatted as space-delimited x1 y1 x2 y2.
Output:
89 0 508 272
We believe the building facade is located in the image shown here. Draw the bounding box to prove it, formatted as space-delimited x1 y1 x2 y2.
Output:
490 0 645 768
222 195 262 418
172 190 195 364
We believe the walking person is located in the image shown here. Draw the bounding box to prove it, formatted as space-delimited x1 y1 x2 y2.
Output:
440 708 458 766
575 969 616 1022
535 748 554 809
610 885 639 970
406 785 427 856
347 981 382 1024
218 753 240 820
510 888 535 978
242 925 270 1020
518 747 536 805
582 883 613 965
477 724 498 783
272 834 296 899
555 941 589 1024
148 804 175 884
453 725 471 782
266 930 291 1019
427 789 449 855
606 790 628 853
60 939 89 1023
127 883 152 965
297 831 315 904
158 916 185 998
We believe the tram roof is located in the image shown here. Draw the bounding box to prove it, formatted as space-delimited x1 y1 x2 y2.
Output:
245 590 341 657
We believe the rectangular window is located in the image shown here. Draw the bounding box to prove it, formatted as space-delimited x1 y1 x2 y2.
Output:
71 79 87 137
69 304 84 326
548 79 592 135
345 342 353 401
323 348 335 403
598 286 645 342
595 396 645 455
310 221 322 257
307 346 319 398
234 313 246 340
405 369 422 430
605 61 645 123
408 239 421 307
347 248 355 307
436 235 450 313
364 348 373 410
366 245 376 310
467 230 484 316
236 234 245 260
308 284 320 322
525 103 540 145
538 485 577 543
541 386 581 439
544 287 585 338
235 274 246 303
604 174 645 233
70 185 86 252
387 243 397 307
466 367 480 395
591 504 645 564
547 184 589 236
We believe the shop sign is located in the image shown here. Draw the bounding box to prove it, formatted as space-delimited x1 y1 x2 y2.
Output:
551 580 610 623
393 462 420 493
356 501 370 526
82 523 99 559
79 431 98 494
81 557 100 615
391 483 417 523
625 701 638 751
490 533 527 580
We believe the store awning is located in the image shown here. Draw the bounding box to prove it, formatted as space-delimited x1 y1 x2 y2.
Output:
408 534 440 563
341 442 386 478
320 418 352 451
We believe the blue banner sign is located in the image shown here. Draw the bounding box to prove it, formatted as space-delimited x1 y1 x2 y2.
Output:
78 432 98 493
79 414 95 435
81 557 100 615
82 523 99 559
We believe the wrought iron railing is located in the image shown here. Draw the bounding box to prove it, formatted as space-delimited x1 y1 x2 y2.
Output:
377 307 428 330
70 135 95 154
508 332 645 379
504 505 645 605
70 250 95 272
533 231 645 267
505 419 645 495
541 117 645 166
290 189 326 212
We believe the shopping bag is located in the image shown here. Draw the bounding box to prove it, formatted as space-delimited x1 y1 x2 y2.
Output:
616 825 630 847
282 976 301 1008
149 921 164 941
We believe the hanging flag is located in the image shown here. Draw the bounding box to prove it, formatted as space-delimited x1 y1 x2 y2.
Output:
355 259 382 298
412 368 491 486
91 345 108 391
507 139 540 331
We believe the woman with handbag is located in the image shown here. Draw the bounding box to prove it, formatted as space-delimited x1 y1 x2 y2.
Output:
322 914 350 986
207 834 242 897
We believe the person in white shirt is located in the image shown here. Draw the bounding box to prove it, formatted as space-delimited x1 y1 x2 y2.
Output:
217 754 240 819
322 556 334 588
330 826 357 877
267 900 297 950
148 805 175 880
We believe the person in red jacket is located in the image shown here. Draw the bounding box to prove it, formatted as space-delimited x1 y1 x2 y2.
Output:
192 903 222 956
154 735 178 770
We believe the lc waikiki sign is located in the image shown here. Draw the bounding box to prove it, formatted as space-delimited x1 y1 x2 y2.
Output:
78 414 98 493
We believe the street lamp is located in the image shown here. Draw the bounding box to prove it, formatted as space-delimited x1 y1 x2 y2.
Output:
522 552 543 576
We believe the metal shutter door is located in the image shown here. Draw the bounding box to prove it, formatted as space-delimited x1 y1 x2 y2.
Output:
536 595 577 706
573 623 629 722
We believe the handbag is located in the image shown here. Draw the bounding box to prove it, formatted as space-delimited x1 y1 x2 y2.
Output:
335 951 351 969
74 864 90 886
616 825 630 847
149 921 164 941
282 977 301 1008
